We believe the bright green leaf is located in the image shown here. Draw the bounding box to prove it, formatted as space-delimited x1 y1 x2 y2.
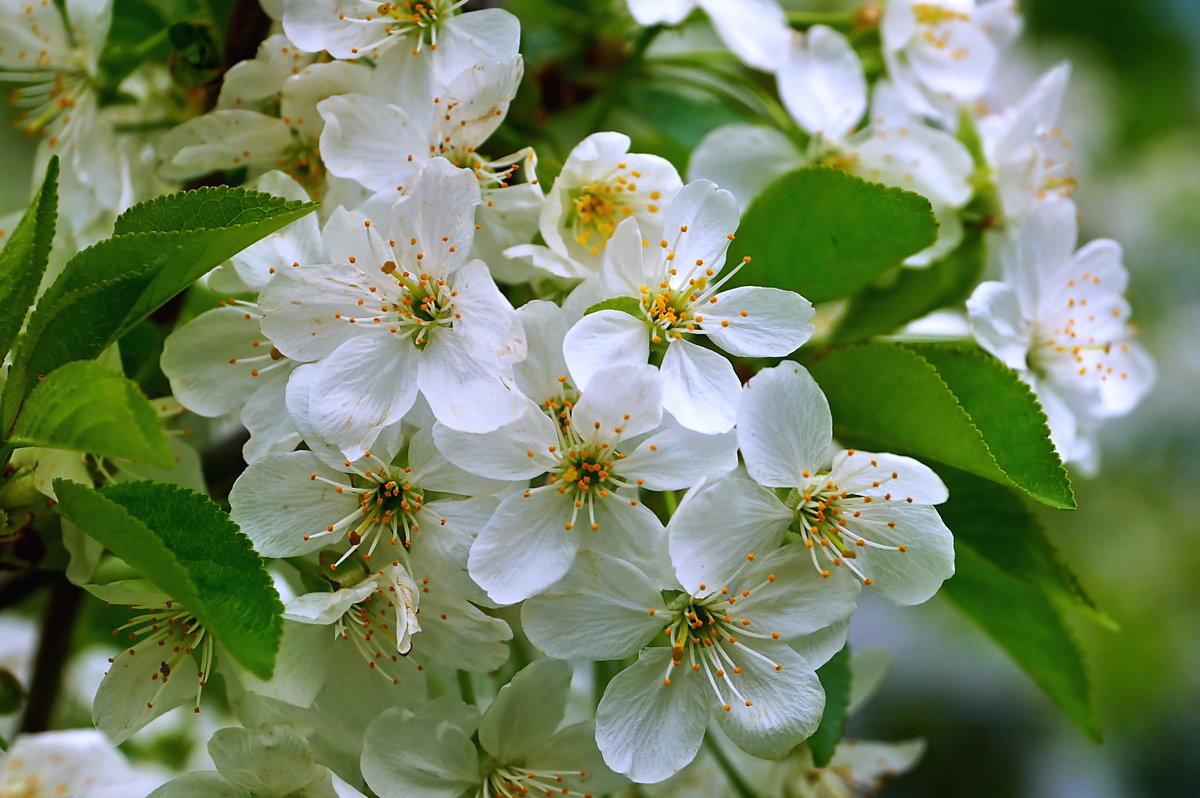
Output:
832 226 985 342
806 341 1075 508
8 361 171 467
584 297 643 317
808 644 851 768
3 187 316 426
53 479 283 679
938 468 1113 629
727 168 937 304
0 156 58 360
944 545 1100 740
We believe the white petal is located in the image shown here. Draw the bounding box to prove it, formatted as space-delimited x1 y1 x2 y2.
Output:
618 414 738 491
660 339 741 434
468 489 581 605
845 502 955 605
450 259 526 364
738 362 832 487
572 364 663 439
413 496 500 605
241 367 302 464
732 547 859 638
432 404 559 481
714 642 825 758
389 158 480 278
828 450 949 504
258 261 379 362
360 707 480 798
433 9 522 84
478 659 571 762
417 331 525 433
208 725 329 795
410 588 511 673
667 471 792 593
595 648 710 783
701 286 815 357
966 280 1031 370
93 644 199 744
687 124 803 211
229 450 357 558
848 121 973 208
700 0 792 71
282 0 391 59
158 111 292 179
562 310 650 391
578 496 669 583
408 427 508 496
285 583 375 625
661 180 740 277
235 621 332 708
317 94 427 193
523 551 667 660
627 0 694 25
513 300 573 402
777 25 866 142
161 306 269 417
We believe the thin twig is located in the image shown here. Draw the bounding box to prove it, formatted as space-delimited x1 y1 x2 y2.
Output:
19 577 82 733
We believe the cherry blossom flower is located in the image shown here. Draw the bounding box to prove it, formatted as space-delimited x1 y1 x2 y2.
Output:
0 729 162 797
624 0 792 72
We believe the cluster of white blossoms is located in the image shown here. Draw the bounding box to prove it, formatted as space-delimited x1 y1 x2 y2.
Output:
0 0 1154 795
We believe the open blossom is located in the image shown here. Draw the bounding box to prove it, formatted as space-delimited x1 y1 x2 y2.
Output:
523 545 857 783
624 0 792 72
669 362 955 606
881 0 1022 124
283 0 520 83
434 364 737 604
258 158 527 456
691 25 973 264
508 132 682 279
563 180 814 433
978 63 1076 225
362 659 625 798
1 729 162 798
966 198 1154 469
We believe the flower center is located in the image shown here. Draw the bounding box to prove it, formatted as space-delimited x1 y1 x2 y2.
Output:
912 3 969 26
364 262 457 349
484 766 592 798
109 599 213 715
332 566 422 682
378 0 465 53
281 131 326 196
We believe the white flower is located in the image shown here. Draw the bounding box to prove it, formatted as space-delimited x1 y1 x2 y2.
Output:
966 198 1155 469
0 0 126 235
361 659 625 798
434 363 737 604
978 62 1076 225
0 729 162 797
258 158 527 455
881 0 1022 124
625 0 792 72
508 132 682 279
563 180 814 433
670 362 955 606
283 0 520 82
216 33 319 112
149 724 364 798
83 580 216 743
317 48 541 272
159 59 369 197
523 545 856 783
691 25 974 264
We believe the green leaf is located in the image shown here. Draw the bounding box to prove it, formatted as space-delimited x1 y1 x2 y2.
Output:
832 226 985 342
53 480 283 679
937 469 1113 629
807 341 1075 508
7 361 171 467
0 156 58 359
944 544 1100 740
584 296 643 317
727 168 937 304
3 187 316 427
808 645 851 768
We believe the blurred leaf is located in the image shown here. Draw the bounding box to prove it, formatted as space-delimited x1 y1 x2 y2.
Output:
54 480 283 679
809 645 852 767
168 20 223 89
2 187 316 428
832 226 984 342
944 544 1100 741
807 342 1075 508
0 668 25 715
727 168 937 304
585 297 642 317
8 361 172 467
938 468 1113 629
0 156 57 360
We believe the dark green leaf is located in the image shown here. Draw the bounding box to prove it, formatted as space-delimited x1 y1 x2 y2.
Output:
53 480 283 679
3 187 316 426
0 156 58 359
808 645 851 767
727 168 937 304
944 545 1100 740
8 361 171 467
832 226 984 342
938 468 1112 628
807 341 1074 508
584 297 643 317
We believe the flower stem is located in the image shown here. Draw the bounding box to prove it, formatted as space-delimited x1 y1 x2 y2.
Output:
19 577 82 733
704 733 758 798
